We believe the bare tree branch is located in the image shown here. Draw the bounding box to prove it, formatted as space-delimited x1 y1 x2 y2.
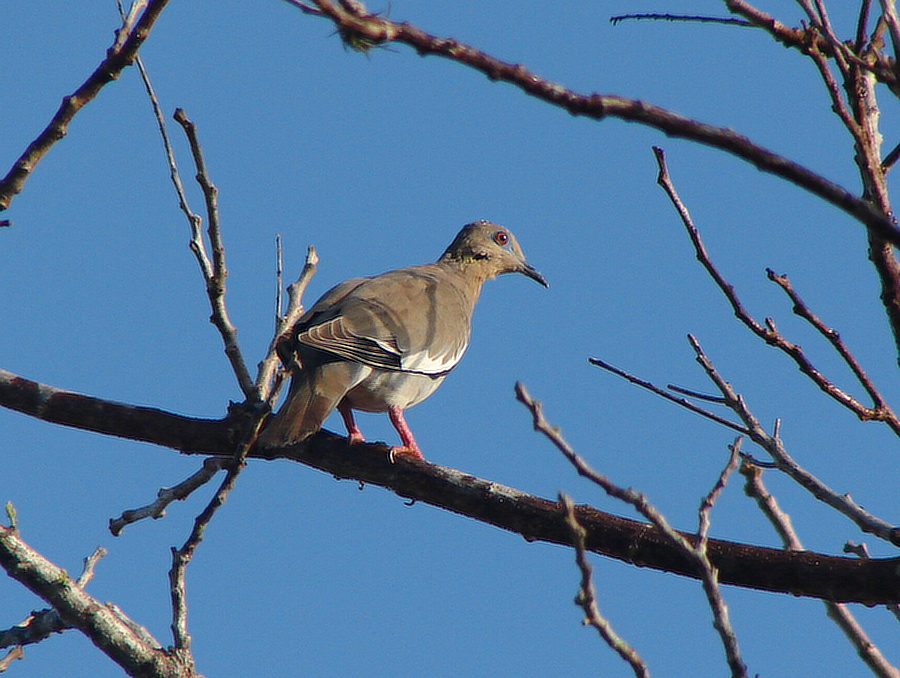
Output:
741 460 803 551
0 645 24 672
722 0 899 92
167 375 273 656
587 357 749 435
129 46 257 401
0 367 236 453
0 547 106 650
291 0 900 246
766 268 897 420
652 145 900 435
0 366 898 603
0 0 173 211
878 0 900 65
0 370 900 604
687 334 900 544
856 0 874 51
609 13 752 27
0 525 194 677
698 438 742 547
794 0 900 370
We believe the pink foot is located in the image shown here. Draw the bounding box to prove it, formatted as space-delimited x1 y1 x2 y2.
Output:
388 407 425 460
338 402 365 445
389 445 424 461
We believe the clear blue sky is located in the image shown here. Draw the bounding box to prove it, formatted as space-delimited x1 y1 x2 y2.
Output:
2 2 899 676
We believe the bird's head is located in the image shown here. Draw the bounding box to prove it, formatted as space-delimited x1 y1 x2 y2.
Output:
439 220 548 287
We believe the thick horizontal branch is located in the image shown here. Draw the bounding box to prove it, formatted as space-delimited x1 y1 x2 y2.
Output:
3 367 900 604
0 368 234 453
301 0 900 246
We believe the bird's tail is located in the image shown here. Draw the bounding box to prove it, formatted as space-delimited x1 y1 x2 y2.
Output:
257 362 361 448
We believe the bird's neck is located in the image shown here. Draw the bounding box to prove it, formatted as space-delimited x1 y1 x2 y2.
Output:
437 254 491 301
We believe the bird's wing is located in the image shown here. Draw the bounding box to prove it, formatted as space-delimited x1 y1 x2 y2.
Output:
295 265 473 376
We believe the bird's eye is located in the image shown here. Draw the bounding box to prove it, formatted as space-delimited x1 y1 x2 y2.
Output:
493 230 509 246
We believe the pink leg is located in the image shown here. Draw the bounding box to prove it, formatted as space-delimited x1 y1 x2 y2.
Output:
387 406 424 460
338 401 365 444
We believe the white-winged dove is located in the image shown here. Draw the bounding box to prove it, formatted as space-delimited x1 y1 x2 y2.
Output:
257 220 547 459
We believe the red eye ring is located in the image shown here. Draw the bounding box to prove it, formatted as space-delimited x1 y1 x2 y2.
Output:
493 230 509 246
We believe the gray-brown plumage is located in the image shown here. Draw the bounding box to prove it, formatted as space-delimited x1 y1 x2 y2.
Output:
257 220 547 459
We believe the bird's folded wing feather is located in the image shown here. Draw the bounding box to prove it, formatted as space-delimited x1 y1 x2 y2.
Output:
295 266 472 376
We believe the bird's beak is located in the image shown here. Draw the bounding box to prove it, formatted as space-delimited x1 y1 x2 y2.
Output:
520 263 549 288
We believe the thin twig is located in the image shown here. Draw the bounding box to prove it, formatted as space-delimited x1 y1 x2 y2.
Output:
131 54 199 244
666 383 726 403
172 109 257 400
255 244 319 400
609 13 752 27
131 49 256 400
741 462 899 678
559 493 649 678
878 0 900 70
588 357 749 435
516 383 747 678
802 0 853 79
597 330 900 543
282 245 320 329
108 458 229 535
740 460 804 551
114 1 147 51
288 1 323 16
882 139 900 171
856 0 874 51
77 545 107 586
804 36 860 135
0 646 23 672
698 438 742 547
275 235 284 322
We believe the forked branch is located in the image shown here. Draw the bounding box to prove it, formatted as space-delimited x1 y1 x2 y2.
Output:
652 146 900 436
0 525 194 677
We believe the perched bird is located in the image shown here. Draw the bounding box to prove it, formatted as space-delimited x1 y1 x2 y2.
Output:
257 220 547 459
